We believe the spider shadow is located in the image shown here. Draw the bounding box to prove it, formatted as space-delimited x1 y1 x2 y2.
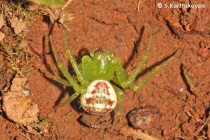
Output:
135 50 178 82
55 48 90 112
44 72 83 114
124 26 145 69
123 26 151 80
123 26 176 85
41 47 82 113
40 30 86 111
40 24 92 113
27 17 75 109
60 48 90 112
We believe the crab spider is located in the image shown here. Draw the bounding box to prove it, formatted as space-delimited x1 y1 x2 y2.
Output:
41 26 178 125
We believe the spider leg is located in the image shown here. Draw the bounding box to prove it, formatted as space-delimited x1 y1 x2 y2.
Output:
81 55 92 82
131 49 179 91
112 58 128 87
50 35 85 94
61 92 80 105
112 85 124 125
40 69 71 86
62 29 88 86
121 34 152 88
114 33 178 92
113 35 152 89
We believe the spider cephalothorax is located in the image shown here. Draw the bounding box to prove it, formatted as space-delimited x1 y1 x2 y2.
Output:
41 27 178 126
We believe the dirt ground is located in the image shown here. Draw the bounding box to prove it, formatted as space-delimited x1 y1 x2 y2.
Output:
0 0 210 139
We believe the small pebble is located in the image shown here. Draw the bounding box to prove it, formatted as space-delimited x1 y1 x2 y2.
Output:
128 105 161 130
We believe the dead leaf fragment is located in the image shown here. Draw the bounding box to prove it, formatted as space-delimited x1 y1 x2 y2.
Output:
120 127 159 140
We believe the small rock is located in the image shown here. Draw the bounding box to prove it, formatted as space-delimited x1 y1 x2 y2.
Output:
0 31 5 41
26 1 40 11
127 105 161 130
9 17 26 34
2 91 39 125
2 74 38 125
19 40 28 50
10 75 28 93
0 14 4 29
1 26 10 34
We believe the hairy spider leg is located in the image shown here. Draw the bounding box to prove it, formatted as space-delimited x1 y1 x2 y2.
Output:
81 55 92 81
112 85 124 117
112 85 124 124
131 49 179 91
112 58 128 85
50 35 85 94
41 66 81 106
63 30 89 86
61 92 80 105
122 34 152 89
89 48 99 57
113 34 178 92
112 35 152 89
40 69 70 86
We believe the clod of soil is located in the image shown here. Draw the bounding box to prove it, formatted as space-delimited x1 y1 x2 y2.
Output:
2 91 39 125
0 14 5 41
0 31 5 41
26 1 40 11
10 75 29 94
0 14 4 29
9 17 26 34
2 75 39 125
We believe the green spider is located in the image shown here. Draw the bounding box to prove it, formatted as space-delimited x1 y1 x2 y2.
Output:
42 27 178 125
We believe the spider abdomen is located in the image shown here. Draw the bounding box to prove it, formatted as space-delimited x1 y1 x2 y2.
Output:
80 80 117 115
